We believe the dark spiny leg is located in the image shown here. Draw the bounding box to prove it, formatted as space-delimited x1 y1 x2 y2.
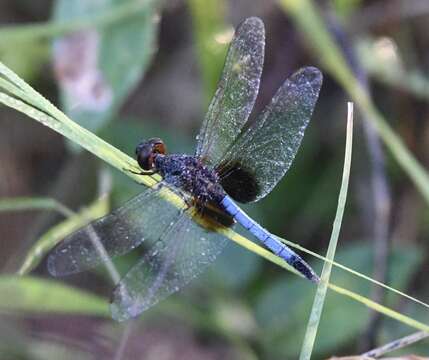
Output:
124 167 156 176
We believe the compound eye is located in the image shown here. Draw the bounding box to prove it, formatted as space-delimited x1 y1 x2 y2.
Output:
135 138 167 171
136 145 154 170
150 138 166 155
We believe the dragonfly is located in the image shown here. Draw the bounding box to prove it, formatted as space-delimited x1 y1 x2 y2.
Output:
48 17 323 322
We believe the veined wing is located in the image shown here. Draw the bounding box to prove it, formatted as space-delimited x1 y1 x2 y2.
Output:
217 67 322 203
110 211 229 321
47 183 186 276
195 17 264 166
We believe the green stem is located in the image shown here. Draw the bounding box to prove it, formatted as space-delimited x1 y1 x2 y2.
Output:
0 197 73 218
299 103 353 360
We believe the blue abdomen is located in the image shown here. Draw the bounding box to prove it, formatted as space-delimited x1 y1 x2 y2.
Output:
220 195 319 283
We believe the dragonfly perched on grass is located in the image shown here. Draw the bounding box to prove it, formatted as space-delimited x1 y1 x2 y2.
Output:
48 17 323 321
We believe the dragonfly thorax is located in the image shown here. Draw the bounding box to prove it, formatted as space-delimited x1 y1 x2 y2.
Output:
154 154 226 205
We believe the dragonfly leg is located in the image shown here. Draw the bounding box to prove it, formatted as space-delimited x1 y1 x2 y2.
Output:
180 192 195 210
125 167 156 176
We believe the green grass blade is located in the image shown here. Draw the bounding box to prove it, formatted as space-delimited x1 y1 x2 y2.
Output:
327 283 429 333
0 77 39 107
299 103 353 360
287 244 429 310
279 0 429 204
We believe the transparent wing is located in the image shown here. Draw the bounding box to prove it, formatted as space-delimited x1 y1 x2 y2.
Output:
47 183 185 276
195 17 265 166
217 67 323 203
110 212 229 321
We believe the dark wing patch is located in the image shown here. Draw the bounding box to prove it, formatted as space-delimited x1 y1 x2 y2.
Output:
215 67 322 202
217 161 260 203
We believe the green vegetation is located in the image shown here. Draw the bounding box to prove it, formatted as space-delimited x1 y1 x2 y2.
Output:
0 0 428 358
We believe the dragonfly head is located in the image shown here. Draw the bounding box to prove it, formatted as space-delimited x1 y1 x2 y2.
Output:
135 138 167 170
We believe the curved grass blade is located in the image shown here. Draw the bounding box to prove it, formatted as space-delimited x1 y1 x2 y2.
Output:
0 197 72 217
327 283 429 333
299 102 353 360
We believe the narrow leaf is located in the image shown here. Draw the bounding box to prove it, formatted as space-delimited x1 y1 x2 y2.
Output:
299 102 353 359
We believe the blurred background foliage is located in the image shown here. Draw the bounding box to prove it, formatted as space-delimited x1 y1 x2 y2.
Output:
0 0 428 359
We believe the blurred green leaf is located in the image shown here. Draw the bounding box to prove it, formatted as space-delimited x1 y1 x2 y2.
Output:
0 275 108 316
316 245 421 356
0 39 49 82
331 0 362 18
0 318 30 359
381 304 429 357
53 0 159 133
357 37 429 102
210 241 262 291
330 244 422 297
256 277 314 331
255 243 423 358
385 247 423 306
